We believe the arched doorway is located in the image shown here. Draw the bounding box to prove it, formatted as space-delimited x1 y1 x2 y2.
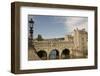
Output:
37 50 47 60
61 49 70 59
49 49 59 60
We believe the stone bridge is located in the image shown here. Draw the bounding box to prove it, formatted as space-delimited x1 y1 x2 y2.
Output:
32 40 86 60
28 40 87 60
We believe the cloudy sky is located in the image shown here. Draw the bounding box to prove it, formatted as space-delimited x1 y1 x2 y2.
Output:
28 15 88 39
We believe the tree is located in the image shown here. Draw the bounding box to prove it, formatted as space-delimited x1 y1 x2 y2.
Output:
36 34 43 41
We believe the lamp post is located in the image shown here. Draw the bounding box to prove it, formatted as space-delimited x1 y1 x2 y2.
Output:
29 18 34 47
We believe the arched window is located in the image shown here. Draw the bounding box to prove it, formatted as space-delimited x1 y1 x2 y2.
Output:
37 50 47 60
49 49 59 60
61 49 70 59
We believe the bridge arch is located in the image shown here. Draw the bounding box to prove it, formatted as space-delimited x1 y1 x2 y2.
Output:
61 48 70 59
49 49 59 60
37 50 47 60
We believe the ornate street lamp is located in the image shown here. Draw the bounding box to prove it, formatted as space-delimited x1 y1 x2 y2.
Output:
28 18 34 47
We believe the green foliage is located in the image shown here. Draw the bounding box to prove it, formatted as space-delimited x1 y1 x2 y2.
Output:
36 34 43 41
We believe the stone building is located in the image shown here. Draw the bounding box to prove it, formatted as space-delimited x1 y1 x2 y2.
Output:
28 28 88 60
